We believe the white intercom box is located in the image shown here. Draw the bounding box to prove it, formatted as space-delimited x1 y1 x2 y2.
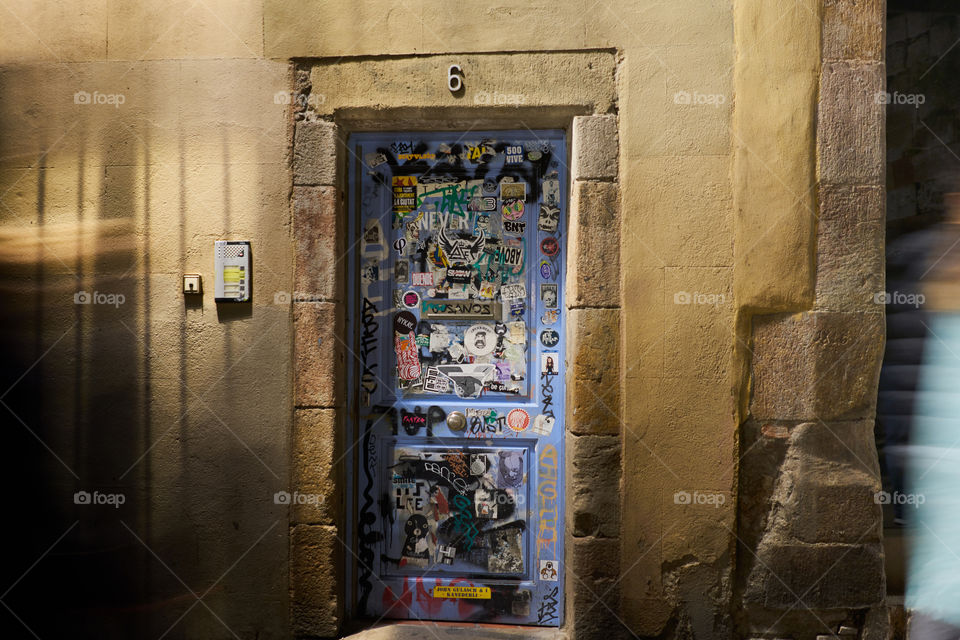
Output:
214 241 251 303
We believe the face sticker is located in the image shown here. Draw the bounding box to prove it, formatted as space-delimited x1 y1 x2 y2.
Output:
362 218 383 250
412 272 434 287
540 329 560 347
401 514 431 567
540 284 558 309
542 177 560 206
402 290 420 309
501 198 525 221
465 324 496 357
498 450 525 488
474 487 498 518
395 260 409 284
540 236 560 257
532 414 556 436
538 204 560 233
539 560 559 581
541 352 559 374
506 408 530 433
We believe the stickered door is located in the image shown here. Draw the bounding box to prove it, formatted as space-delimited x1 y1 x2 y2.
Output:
346 131 565 626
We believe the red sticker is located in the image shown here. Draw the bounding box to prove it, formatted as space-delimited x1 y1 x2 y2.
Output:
540 237 559 257
507 408 530 432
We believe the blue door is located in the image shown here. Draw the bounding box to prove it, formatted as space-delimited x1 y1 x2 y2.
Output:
347 131 566 626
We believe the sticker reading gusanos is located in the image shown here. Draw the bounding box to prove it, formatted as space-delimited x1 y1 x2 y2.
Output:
432 585 492 599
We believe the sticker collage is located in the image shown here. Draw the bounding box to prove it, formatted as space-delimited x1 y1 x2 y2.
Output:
350 131 565 626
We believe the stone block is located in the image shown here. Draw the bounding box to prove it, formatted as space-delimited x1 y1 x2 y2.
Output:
815 184 885 312
567 433 620 538
569 536 629 640
567 308 621 435
294 121 340 186
622 267 664 379
822 0 883 62
293 302 345 408
818 62 884 186
664 267 735 380
290 524 341 638
568 180 621 307
622 156 733 268
573 115 619 180
291 409 339 525
293 186 343 302
750 312 884 421
779 474 881 544
743 542 885 609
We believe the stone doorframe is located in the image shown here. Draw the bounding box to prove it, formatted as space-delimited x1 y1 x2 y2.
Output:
283 52 623 639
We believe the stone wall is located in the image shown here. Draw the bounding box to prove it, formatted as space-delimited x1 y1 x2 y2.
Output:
735 1 889 638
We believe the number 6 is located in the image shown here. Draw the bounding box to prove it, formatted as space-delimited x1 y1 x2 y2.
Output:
448 64 463 92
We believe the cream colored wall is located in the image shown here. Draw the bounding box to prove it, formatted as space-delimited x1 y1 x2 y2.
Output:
0 0 825 637
0 3 292 637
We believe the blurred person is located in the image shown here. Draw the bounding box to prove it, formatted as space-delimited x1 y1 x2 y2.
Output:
906 194 960 640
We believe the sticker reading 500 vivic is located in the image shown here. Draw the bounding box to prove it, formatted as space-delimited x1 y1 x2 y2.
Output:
345 131 567 626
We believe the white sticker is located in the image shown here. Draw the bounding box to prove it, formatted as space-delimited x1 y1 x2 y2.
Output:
465 324 497 356
532 414 556 436
501 283 526 300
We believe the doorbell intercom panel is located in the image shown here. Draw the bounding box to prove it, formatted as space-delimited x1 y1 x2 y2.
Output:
214 240 251 303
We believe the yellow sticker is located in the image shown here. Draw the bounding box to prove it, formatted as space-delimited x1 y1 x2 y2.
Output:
432 586 491 600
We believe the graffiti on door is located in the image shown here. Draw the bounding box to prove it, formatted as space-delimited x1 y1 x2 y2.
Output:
347 131 567 625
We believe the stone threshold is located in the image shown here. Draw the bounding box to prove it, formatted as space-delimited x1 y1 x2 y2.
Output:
340 621 568 640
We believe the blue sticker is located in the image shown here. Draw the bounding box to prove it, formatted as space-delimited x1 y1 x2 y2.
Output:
539 260 552 280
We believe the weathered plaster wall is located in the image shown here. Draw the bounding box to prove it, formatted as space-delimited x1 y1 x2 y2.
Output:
0 4 293 638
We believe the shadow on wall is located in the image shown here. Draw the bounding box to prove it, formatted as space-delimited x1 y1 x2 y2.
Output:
0 62 290 638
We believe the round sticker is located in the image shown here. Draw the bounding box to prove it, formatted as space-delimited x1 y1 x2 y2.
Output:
540 329 560 348
393 310 417 334
539 260 553 280
402 290 420 309
527 150 543 161
464 324 497 356
541 237 560 257
502 198 525 221
507 408 530 433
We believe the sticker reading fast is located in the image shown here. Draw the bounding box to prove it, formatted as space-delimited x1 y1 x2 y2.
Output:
431 585 492 600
